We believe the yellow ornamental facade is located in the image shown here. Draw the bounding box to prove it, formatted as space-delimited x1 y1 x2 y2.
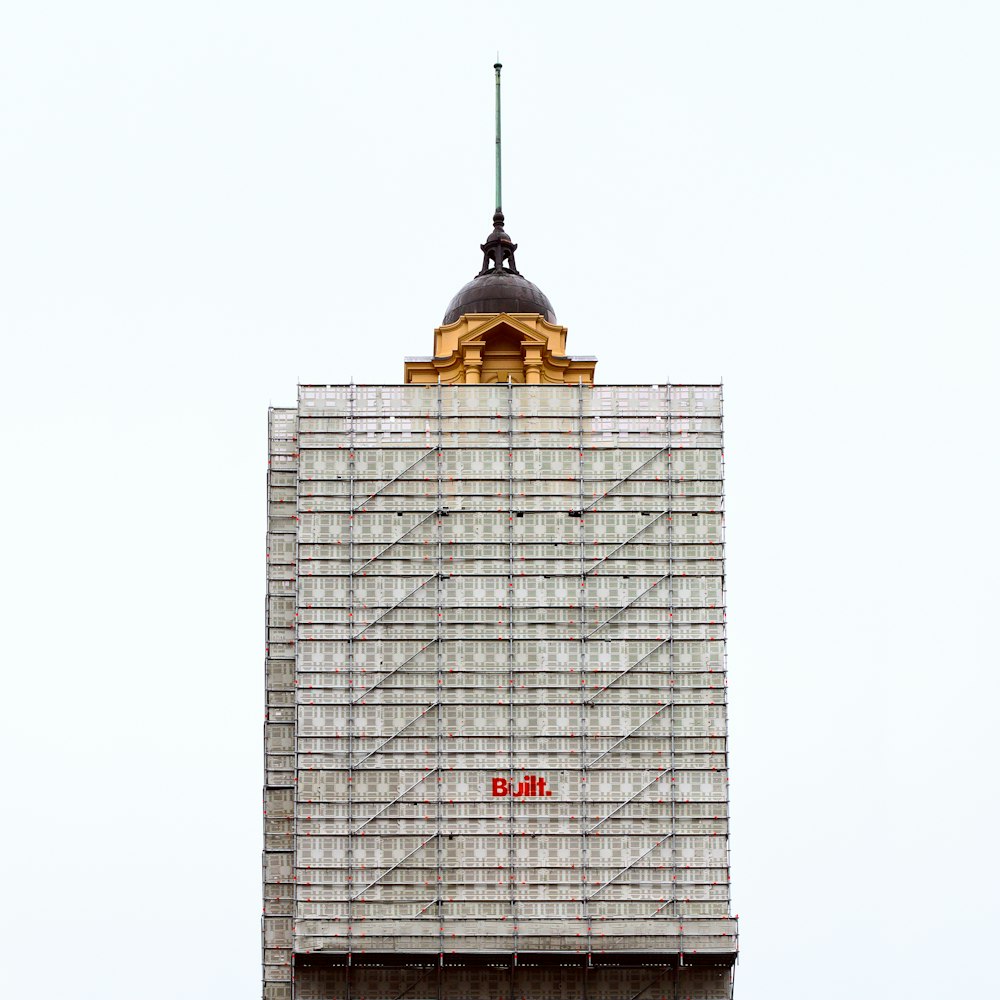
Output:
403 311 597 385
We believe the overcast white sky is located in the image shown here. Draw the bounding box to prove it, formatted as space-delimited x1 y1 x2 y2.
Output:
2 2 998 998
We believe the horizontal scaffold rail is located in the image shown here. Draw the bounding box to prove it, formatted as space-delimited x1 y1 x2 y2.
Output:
353 576 436 638
389 966 436 1000
588 703 670 766
353 447 437 511
353 641 437 703
585 834 674 900
355 512 440 571
349 836 435 899
584 573 671 639
353 770 437 832
354 703 440 765
627 967 674 1000
587 770 671 833
584 511 670 576
584 638 672 704
581 447 671 513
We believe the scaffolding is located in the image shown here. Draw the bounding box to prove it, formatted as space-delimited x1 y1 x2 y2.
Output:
264 384 737 1000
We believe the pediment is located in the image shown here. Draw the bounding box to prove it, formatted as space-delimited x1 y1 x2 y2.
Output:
456 313 551 349
404 309 596 385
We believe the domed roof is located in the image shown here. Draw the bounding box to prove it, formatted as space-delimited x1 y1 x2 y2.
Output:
443 269 556 326
442 210 556 326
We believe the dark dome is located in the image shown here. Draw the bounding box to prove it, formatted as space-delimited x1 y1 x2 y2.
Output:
443 269 556 326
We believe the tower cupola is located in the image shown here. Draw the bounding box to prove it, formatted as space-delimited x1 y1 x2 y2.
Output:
442 210 557 326
405 62 594 385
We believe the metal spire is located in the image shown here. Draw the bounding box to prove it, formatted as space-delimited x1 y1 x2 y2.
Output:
477 60 519 277
494 60 502 214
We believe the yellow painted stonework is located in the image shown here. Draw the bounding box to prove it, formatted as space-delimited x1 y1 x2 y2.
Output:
403 313 597 384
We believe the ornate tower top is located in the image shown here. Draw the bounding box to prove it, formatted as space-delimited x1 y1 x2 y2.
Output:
404 63 596 385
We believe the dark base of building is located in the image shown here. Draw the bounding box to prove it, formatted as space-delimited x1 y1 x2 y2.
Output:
266 951 736 1000
298 950 737 969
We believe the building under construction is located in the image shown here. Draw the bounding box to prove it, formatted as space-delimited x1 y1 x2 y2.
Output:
262 66 737 1000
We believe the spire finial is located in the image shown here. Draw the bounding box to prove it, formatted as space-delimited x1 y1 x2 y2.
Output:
494 59 502 216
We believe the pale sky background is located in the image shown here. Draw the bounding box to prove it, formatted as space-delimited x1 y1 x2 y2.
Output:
2 2 998 998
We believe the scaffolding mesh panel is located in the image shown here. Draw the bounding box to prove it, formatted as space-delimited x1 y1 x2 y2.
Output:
265 386 736 999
